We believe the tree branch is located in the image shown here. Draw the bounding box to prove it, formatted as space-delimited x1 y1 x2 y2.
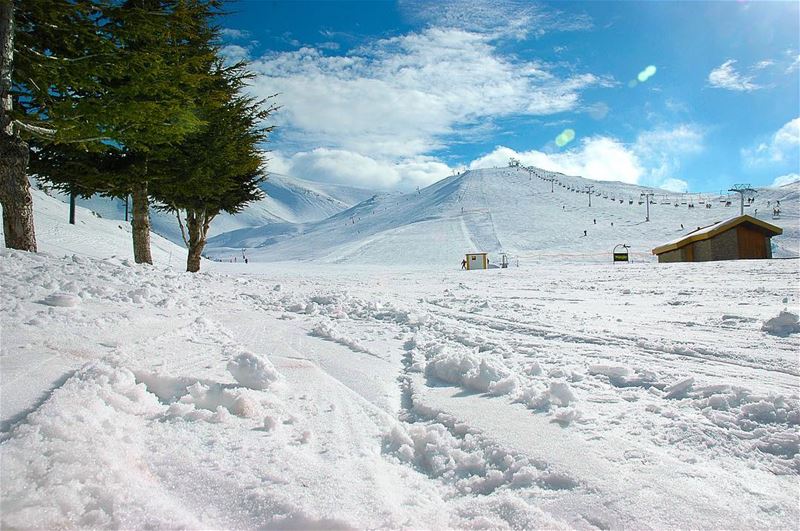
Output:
174 206 189 248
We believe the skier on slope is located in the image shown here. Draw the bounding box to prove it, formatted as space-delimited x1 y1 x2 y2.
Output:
461 259 467 270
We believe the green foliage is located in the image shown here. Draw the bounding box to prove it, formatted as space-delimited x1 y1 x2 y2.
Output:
29 0 223 197
154 58 277 220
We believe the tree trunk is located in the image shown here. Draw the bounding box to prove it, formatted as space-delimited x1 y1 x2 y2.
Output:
185 208 212 273
69 191 76 224
0 135 36 251
131 180 152 264
0 0 37 252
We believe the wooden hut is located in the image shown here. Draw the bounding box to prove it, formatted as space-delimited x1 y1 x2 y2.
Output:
652 215 782 263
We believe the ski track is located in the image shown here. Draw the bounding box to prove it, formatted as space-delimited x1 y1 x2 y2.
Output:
2 244 799 528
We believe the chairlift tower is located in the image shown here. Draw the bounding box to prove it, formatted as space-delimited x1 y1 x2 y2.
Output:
585 185 594 207
728 184 756 216
640 192 654 221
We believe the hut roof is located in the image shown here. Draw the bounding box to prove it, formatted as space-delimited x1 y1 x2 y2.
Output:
652 215 783 255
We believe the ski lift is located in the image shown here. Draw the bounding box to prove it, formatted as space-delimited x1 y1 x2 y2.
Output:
613 244 630 263
500 253 509 269
725 201 731 207
638 200 644 205
629 199 634 205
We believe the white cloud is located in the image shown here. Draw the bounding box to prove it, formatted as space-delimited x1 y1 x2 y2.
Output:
220 28 250 40
467 124 703 189
771 173 800 187
397 0 592 40
248 27 611 161
742 117 800 166
660 178 688 193
219 44 251 64
708 59 762 91
269 149 452 191
786 53 800 74
634 124 704 184
468 137 643 184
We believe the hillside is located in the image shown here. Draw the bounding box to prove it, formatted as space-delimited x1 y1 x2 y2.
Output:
207 166 800 264
0 188 187 265
36 172 375 245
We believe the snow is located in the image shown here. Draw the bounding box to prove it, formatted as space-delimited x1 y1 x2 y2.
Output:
33 171 375 245
1 170 799 528
206 166 800 264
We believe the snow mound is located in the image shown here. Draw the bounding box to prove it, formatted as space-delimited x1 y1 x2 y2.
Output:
41 292 81 307
761 311 800 337
226 348 282 390
0 362 201 528
384 422 579 496
424 349 517 395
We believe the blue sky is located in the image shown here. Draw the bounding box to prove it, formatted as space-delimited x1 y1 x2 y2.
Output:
219 0 800 192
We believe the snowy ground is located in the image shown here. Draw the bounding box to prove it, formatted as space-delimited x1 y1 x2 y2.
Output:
2 247 798 528
2 182 799 528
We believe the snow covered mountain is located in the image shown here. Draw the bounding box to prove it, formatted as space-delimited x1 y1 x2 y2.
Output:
207 166 800 264
35 172 375 245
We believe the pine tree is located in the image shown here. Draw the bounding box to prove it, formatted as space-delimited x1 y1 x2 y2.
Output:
154 59 276 272
1 0 110 251
81 0 220 264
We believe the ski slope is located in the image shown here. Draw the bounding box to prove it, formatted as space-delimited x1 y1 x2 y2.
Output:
36 172 375 245
1 171 799 529
206 166 800 265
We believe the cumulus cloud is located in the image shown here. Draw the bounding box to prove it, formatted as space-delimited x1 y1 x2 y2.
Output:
247 27 611 162
771 173 800 187
742 117 800 166
467 124 704 189
708 59 762 91
219 44 251 64
468 138 643 184
660 178 689 193
269 149 452 191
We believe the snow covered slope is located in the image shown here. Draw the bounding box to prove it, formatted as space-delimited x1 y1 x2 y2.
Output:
2 179 798 528
0 188 187 265
36 172 375 245
207 166 799 264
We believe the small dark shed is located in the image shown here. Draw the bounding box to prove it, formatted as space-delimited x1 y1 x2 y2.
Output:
652 215 782 263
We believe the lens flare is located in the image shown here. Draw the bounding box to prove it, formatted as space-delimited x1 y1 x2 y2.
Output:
555 129 576 147
637 65 657 82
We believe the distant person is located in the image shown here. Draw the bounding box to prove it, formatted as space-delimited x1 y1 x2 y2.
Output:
244 257 248 264
593 219 596 224
681 224 684 229
583 230 587 237
461 259 466 269
611 222 614 227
